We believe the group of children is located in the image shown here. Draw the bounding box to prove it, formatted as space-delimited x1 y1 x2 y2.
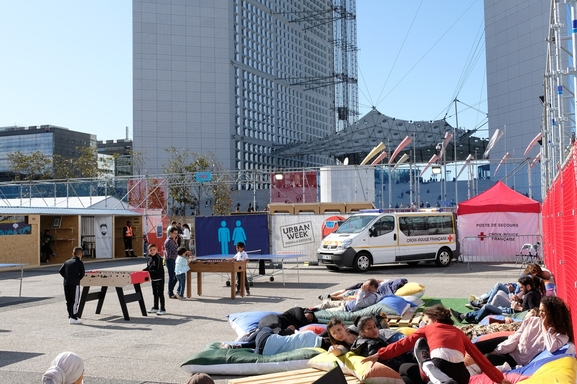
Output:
60 239 250 321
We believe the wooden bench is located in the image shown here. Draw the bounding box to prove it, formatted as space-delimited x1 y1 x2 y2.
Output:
228 368 361 384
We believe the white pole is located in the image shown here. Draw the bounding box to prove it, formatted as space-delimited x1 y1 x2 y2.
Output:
454 99 459 205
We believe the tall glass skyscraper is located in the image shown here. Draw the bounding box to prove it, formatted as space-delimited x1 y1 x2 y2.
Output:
484 0 551 200
133 0 358 174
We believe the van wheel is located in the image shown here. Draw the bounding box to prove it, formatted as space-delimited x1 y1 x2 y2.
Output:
435 247 452 267
325 266 340 271
353 253 371 273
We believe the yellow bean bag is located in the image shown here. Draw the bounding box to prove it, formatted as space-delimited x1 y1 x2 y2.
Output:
517 356 577 384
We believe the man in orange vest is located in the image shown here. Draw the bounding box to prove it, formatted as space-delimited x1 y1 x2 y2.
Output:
123 220 136 257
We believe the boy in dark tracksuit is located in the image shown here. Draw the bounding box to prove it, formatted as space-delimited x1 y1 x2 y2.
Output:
143 243 166 315
59 246 85 324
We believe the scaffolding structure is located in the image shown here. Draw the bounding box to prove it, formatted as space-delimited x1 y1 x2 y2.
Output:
542 0 577 193
277 0 359 131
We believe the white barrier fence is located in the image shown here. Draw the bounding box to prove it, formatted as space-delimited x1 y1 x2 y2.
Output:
459 234 542 265
270 214 353 263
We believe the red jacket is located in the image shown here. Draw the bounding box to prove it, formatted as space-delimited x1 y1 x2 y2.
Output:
377 323 504 383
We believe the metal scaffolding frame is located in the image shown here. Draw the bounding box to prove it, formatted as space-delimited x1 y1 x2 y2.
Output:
542 0 577 193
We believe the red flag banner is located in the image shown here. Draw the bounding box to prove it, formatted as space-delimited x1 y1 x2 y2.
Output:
388 136 412 164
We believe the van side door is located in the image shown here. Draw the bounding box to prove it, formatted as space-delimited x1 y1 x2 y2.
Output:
367 215 397 264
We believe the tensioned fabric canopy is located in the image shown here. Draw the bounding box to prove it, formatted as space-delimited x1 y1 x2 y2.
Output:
457 181 541 215
274 108 488 164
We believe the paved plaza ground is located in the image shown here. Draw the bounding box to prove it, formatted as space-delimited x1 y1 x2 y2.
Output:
0 257 523 383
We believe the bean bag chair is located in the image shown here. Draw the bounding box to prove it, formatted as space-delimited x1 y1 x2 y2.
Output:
181 342 323 375
394 282 425 297
314 297 413 325
308 351 403 384
469 344 576 384
228 311 280 338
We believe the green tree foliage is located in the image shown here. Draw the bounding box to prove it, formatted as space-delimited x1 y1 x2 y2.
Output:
128 149 147 176
7 151 52 180
9 147 116 181
52 155 75 179
162 148 233 216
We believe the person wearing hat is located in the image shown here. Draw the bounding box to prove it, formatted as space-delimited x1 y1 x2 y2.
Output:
42 351 84 384
122 220 135 257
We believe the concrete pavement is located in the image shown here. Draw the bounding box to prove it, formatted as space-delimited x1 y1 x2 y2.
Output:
0 257 522 383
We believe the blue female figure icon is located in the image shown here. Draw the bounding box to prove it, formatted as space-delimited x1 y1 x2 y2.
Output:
232 220 247 248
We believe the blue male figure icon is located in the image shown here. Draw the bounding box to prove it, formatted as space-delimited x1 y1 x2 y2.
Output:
232 220 247 247
218 221 231 254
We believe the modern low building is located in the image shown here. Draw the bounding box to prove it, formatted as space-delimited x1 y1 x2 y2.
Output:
98 139 133 176
0 125 97 182
0 197 142 267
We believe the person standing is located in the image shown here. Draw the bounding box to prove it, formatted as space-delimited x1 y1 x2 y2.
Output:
230 241 250 296
143 243 166 315
166 220 176 237
41 229 56 263
175 247 192 299
59 247 85 324
182 223 191 250
164 227 179 299
122 220 135 257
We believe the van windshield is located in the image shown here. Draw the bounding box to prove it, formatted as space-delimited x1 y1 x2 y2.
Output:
335 215 378 234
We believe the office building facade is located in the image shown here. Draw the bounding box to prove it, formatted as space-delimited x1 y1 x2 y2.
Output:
0 125 96 181
98 139 134 176
484 0 551 200
133 0 357 175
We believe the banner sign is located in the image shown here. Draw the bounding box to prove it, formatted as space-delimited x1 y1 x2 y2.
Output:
195 214 269 256
458 211 540 261
279 221 315 248
0 216 30 235
94 216 112 258
270 171 318 203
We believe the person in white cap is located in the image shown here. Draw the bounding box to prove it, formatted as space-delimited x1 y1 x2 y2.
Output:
42 351 84 384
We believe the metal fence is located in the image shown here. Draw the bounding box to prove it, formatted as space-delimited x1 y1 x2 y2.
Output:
459 234 543 269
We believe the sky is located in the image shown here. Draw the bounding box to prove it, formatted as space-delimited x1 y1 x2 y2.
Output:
0 0 487 142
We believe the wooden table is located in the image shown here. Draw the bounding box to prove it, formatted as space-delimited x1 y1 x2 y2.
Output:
186 260 246 299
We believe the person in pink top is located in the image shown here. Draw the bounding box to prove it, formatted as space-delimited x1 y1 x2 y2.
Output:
362 304 511 384
477 296 574 367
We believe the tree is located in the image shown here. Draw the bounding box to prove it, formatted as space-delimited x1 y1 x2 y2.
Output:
52 155 75 179
128 177 168 214
74 146 101 178
53 147 114 179
208 160 235 215
129 149 148 176
7 151 52 181
162 149 233 216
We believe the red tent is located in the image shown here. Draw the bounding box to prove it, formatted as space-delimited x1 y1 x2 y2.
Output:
457 181 541 215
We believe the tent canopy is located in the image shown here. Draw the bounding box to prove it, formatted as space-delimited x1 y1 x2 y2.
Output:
457 181 541 215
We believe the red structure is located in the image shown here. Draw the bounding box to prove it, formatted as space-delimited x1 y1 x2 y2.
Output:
542 143 577 334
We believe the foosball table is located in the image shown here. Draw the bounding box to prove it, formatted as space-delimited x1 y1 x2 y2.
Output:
77 270 150 321
187 260 246 299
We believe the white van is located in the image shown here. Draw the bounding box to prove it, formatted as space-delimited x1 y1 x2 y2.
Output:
317 210 458 272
